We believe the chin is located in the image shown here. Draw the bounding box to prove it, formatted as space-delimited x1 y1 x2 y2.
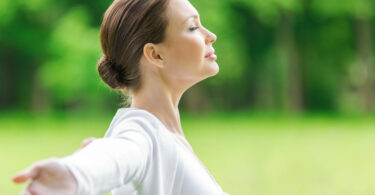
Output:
196 62 219 82
207 62 219 77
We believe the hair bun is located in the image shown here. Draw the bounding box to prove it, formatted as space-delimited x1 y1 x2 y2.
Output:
97 56 127 89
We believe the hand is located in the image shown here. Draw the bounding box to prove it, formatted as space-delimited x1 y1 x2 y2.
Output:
12 158 77 195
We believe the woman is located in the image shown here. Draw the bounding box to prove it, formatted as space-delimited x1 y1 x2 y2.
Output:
12 0 227 194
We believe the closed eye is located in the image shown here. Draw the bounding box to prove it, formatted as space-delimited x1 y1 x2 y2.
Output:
189 26 199 31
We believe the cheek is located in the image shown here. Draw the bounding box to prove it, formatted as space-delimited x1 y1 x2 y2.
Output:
184 38 205 63
168 36 205 68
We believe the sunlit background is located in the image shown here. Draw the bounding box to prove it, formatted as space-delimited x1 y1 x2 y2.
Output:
1 0 375 194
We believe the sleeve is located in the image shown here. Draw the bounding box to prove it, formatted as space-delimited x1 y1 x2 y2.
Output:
59 123 153 195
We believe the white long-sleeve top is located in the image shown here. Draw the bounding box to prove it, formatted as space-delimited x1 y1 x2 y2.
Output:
60 107 229 195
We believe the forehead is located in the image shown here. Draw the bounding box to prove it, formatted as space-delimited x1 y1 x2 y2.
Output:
166 0 198 26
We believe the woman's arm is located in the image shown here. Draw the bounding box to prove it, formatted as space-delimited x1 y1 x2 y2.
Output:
12 137 98 195
13 126 152 195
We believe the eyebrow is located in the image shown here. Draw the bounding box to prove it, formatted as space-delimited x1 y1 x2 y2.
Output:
182 14 199 24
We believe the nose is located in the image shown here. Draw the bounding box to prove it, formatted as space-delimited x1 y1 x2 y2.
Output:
205 29 217 44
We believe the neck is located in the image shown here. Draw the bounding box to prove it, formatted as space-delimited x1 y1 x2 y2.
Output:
130 79 187 137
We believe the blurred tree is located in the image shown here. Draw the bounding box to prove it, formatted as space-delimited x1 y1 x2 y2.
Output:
0 0 115 112
227 0 304 112
311 0 375 113
0 0 59 110
37 6 102 110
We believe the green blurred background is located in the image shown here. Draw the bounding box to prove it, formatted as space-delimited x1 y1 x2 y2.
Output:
1 0 375 194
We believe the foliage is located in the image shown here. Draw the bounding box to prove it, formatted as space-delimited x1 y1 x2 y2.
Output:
38 6 102 103
0 0 374 113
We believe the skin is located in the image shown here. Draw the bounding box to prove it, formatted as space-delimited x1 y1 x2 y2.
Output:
12 0 217 194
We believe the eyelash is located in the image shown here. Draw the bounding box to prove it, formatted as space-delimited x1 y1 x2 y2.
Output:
189 26 199 31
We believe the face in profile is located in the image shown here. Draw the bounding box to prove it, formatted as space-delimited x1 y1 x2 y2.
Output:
157 0 218 89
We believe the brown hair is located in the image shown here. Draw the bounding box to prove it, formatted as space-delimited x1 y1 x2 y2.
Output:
98 0 170 91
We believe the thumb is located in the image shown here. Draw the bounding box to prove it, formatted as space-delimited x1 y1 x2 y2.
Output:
12 164 40 183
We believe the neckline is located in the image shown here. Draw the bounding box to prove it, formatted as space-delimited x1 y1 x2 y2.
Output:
118 107 195 154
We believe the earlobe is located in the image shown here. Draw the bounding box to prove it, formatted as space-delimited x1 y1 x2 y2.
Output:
143 43 164 68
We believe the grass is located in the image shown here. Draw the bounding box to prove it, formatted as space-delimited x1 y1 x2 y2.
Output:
1 112 375 194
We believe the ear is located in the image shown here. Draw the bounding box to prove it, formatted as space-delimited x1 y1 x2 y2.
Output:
143 43 164 68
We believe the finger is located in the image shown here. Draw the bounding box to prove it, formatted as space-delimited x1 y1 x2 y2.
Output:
12 165 40 183
81 137 96 148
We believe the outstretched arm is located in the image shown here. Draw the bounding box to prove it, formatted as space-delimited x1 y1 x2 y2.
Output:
13 124 152 195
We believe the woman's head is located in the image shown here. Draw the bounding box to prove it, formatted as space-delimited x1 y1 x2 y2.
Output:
98 0 169 90
98 0 217 92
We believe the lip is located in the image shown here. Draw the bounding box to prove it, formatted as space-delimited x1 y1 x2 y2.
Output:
205 49 217 61
205 53 217 61
205 50 215 58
